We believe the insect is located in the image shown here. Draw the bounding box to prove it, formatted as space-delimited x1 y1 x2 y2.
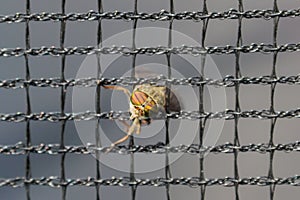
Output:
103 72 181 152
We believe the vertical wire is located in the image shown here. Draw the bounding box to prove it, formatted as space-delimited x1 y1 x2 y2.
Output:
59 1 67 200
269 0 279 199
130 0 138 199
234 1 243 199
165 0 174 199
95 1 103 200
199 1 209 199
131 0 138 80
24 1 32 199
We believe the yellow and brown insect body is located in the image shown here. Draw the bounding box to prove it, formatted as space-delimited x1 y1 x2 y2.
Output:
131 91 156 116
137 85 166 106
131 91 155 113
130 85 166 119
104 83 181 152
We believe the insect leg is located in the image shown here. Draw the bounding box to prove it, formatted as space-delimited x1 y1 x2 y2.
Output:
105 118 139 153
102 85 132 138
118 120 130 133
135 120 141 135
102 85 131 98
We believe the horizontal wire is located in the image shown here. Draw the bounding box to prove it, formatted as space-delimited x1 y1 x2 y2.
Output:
1 43 300 57
0 109 300 122
0 75 300 89
0 8 300 23
2 4 300 196
1 141 300 155
1 176 300 188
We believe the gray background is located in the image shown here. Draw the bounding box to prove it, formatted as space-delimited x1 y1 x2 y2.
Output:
0 0 300 199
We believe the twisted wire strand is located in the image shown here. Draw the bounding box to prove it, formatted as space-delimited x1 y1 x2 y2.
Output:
1 43 300 57
1 176 300 188
1 141 300 155
0 109 300 122
0 75 299 89
1 8 300 23
1 5 300 197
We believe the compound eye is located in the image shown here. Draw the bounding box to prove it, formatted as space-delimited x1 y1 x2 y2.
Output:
131 91 148 106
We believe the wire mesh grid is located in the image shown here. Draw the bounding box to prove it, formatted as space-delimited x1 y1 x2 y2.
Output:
0 0 300 200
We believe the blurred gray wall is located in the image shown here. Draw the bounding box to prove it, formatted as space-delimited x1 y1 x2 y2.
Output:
0 0 300 200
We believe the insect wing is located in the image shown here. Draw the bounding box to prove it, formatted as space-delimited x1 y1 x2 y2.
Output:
166 87 181 112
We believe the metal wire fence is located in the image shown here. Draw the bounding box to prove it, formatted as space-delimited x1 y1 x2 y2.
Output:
0 0 300 200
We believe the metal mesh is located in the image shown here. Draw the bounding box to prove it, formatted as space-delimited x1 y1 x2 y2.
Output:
0 0 300 200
